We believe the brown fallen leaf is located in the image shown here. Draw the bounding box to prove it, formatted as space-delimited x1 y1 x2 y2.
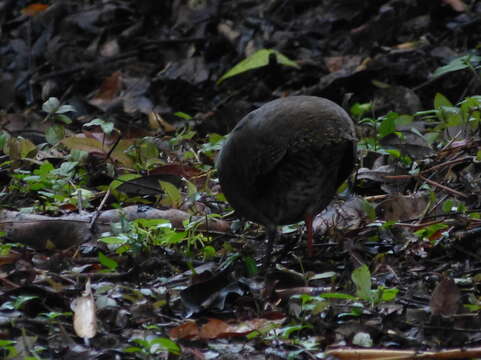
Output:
430 276 461 317
442 0 466 12
168 314 286 340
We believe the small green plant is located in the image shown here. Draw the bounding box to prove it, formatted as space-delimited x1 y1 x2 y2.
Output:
1 295 39 311
291 265 398 318
0 236 23 255
100 215 217 260
100 218 186 254
125 137 162 171
199 133 224 158
38 311 72 320
42 97 75 145
10 160 90 210
442 198 467 214
124 336 181 358
351 265 398 305
357 111 412 152
416 93 481 143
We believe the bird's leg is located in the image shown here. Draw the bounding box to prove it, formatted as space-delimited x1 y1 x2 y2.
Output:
305 214 314 257
262 226 279 270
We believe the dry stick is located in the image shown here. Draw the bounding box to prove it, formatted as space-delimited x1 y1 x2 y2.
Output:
383 154 471 199
418 174 468 198
384 173 468 198
415 155 471 219
440 129 464 152
89 188 111 230
421 156 472 174
393 218 456 229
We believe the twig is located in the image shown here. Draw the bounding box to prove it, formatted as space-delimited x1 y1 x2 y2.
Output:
419 174 468 198
89 188 111 229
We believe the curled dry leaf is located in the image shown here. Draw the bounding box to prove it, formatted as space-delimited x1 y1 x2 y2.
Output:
71 278 97 339
313 196 365 235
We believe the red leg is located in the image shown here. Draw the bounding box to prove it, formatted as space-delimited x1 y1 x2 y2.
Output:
305 214 314 257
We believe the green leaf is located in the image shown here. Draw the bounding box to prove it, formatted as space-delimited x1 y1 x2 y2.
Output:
185 179 198 201
309 271 337 280
35 161 55 176
55 114 73 124
56 104 76 114
217 48 299 84
42 97 61 113
84 118 115 134
51 161 77 177
352 265 372 300
98 251 118 270
442 199 453 213
440 106 463 126
173 112 192 120
414 223 449 239
395 114 413 126
434 93 453 109
319 292 357 300
432 54 481 78
279 324 312 338
379 287 399 302
378 113 397 138
99 236 127 245
159 180 182 208
350 102 372 118
150 337 181 355
243 256 258 276
14 295 39 309
202 245 216 259
361 199 376 220
0 340 16 346
110 174 142 190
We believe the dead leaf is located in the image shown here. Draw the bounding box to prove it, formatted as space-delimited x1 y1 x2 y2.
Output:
324 56 363 73
21 4 49 16
430 276 461 317
88 71 123 111
148 112 176 132
376 194 429 221
71 279 97 339
61 136 135 168
442 0 466 12
168 315 286 340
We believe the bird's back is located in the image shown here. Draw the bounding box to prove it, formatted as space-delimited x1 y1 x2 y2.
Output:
217 96 356 228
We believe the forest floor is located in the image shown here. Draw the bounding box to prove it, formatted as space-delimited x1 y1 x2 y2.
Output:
1 0 481 359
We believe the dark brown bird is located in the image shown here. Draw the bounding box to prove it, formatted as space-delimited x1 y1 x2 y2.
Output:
216 96 356 266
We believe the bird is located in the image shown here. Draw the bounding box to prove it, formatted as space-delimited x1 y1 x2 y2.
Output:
216 96 356 267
